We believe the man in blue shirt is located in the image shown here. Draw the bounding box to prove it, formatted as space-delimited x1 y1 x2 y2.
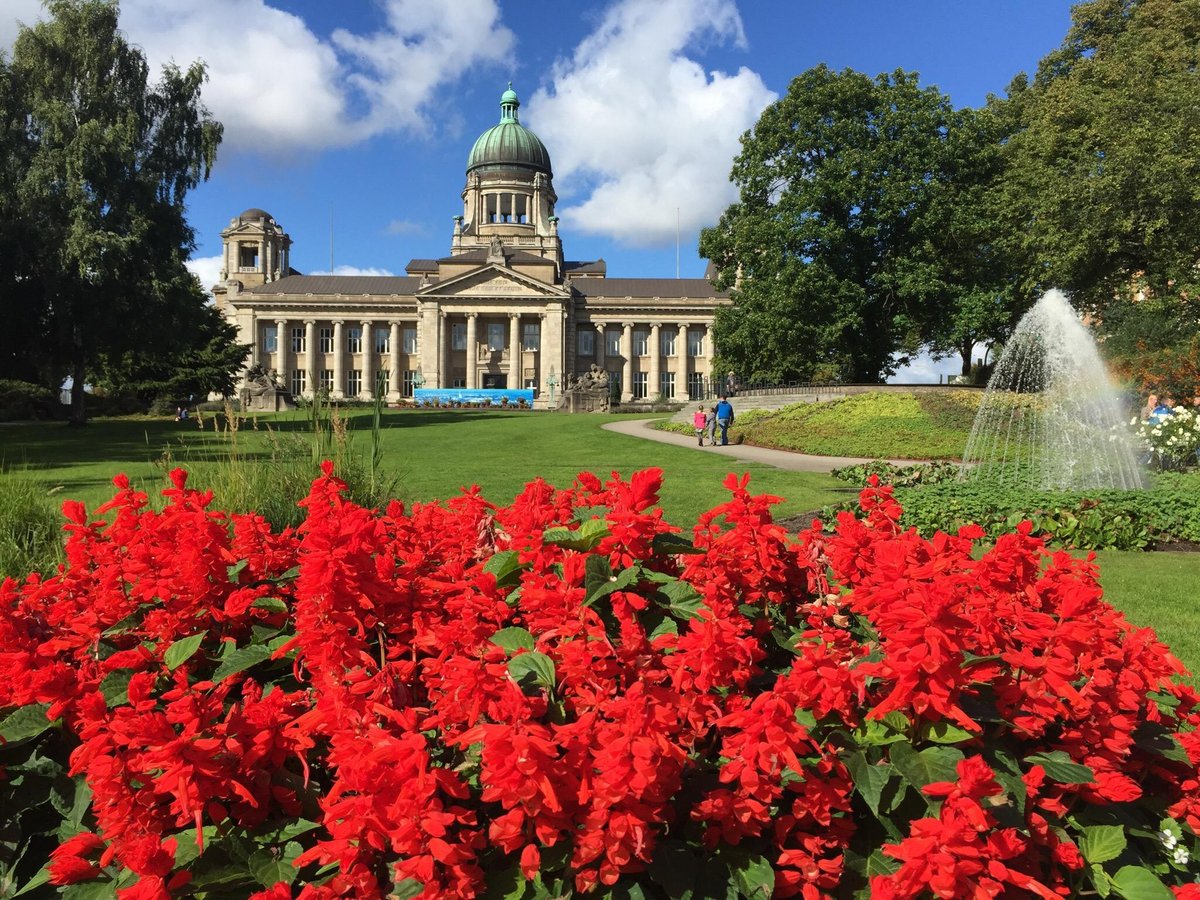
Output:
714 396 734 445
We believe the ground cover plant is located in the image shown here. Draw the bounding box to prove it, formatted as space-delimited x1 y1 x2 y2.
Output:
3 468 1200 898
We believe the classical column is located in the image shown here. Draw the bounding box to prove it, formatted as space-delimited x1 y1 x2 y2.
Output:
649 322 662 401
436 311 447 389
595 322 606 369
360 320 374 400
388 321 401 401
331 320 345 399
247 311 258 367
677 322 689 399
508 313 521 389
275 319 288 381
304 320 317 397
621 322 634 403
466 312 478 389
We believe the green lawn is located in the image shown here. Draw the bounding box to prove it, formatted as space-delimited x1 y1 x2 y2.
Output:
2 408 1194 676
0 410 851 528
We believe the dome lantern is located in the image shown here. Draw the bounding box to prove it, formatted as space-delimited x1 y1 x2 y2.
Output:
466 85 552 176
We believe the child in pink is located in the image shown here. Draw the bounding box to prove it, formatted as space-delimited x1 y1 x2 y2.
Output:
692 405 708 445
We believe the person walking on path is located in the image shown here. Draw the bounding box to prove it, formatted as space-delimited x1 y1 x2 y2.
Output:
705 405 717 445
692 405 708 446
715 396 735 445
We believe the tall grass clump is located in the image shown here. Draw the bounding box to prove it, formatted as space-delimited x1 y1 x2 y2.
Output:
0 468 65 577
164 398 399 530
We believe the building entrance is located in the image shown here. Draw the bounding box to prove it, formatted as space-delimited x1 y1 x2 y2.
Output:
482 374 507 389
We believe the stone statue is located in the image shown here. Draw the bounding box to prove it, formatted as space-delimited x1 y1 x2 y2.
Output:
242 363 295 412
559 364 612 413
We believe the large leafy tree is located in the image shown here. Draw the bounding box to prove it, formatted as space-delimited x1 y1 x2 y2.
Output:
1002 0 1200 309
701 66 964 383
1 0 229 423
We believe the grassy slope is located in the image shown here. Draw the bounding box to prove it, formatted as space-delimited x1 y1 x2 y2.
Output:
735 391 981 459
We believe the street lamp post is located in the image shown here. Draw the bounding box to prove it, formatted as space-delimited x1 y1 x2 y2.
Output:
546 366 558 409
413 365 425 403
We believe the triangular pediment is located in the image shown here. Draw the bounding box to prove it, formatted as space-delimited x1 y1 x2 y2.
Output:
221 221 270 238
419 264 568 300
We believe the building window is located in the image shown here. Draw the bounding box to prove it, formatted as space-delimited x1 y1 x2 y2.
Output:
524 378 537 392
375 370 390 396
661 330 676 357
632 372 648 399
320 369 334 392
402 327 418 354
402 370 416 397
688 329 705 357
577 330 594 357
262 324 277 354
687 372 705 400
659 372 675 399
291 369 306 396
451 377 465 388
609 370 622 396
319 327 333 353
522 322 540 351
375 330 390 354
487 323 505 352
633 330 649 356
605 330 620 357
452 323 467 351
239 244 258 270
291 327 306 353
347 326 362 354
346 370 362 397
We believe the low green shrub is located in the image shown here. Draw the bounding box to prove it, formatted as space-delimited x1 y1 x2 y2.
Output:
0 380 59 422
824 472 1200 551
831 459 961 487
0 469 64 577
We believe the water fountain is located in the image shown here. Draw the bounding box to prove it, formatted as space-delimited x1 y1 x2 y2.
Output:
960 289 1146 490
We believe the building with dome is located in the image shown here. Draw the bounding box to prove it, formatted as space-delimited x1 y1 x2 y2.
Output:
212 86 728 407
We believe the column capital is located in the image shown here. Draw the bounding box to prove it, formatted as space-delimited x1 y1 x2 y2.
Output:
331 319 344 326
509 311 520 320
275 318 288 326
466 311 478 320
304 319 317 326
622 321 634 330
650 322 662 331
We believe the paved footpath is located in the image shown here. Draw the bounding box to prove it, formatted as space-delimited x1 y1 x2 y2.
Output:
601 417 925 474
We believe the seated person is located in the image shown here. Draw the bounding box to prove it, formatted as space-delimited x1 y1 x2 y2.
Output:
1149 396 1175 424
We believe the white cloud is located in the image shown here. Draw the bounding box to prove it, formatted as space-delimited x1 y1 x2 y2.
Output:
307 265 397 277
186 254 224 296
526 0 775 247
6 0 515 155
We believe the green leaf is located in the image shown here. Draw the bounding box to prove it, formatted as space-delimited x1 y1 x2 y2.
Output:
1081 825 1127 865
889 741 963 791
866 850 900 877
252 597 289 614
248 841 303 887
491 627 535 654
651 532 704 555
1025 751 1095 784
542 519 610 551
394 877 426 899
212 645 272 684
847 752 894 818
12 866 51 897
61 881 119 899
480 863 527 900
0 703 54 744
724 849 774 899
1110 865 1172 900
484 550 524 587
227 559 249 583
1090 863 1112 898
164 632 206 670
920 721 975 744
658 579 705 621
507 651 556 694
97 670 133 708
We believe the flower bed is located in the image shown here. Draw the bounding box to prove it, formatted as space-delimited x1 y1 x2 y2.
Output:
2 468 1199 897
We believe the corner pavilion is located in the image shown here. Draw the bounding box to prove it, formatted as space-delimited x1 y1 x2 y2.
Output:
213 87 729 408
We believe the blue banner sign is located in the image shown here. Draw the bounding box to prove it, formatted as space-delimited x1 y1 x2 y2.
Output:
413 388 535 408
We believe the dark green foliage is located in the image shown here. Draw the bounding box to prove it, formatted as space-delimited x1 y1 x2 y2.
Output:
0 381 60 422
827 473 1200 552
830 460 961 488
0 470 65 578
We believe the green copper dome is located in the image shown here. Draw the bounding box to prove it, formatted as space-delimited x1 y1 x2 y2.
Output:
467 84 552 176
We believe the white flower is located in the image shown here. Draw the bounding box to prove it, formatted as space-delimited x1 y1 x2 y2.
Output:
1162 829 1179 849
1174 845 1190 866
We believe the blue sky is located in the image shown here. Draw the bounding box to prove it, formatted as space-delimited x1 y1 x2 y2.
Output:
4 0 1078 380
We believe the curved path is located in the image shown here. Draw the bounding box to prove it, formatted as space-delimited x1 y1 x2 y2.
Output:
601 417 926 474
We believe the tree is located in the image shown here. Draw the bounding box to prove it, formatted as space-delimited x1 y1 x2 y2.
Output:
1 0 226 423
701 66 962 383
1001 0 1200 310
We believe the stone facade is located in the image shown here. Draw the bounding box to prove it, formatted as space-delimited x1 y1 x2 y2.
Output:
212 87 728 408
